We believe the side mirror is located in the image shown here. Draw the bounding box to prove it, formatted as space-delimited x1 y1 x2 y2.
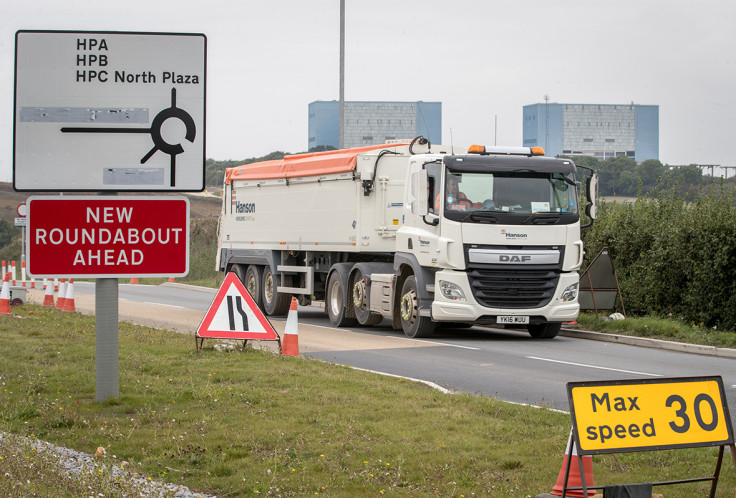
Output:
409 170 429 216
586 174 598 204
581 173 598 228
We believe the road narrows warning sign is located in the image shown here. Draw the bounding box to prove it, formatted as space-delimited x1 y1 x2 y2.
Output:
197 272 278 341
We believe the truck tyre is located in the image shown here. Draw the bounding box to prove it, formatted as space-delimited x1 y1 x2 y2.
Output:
399 276 436 338
527 322 561 339
352 269 383 326
326 271 358 327
261 265 291 316
244 265 263 310
229 264 246 284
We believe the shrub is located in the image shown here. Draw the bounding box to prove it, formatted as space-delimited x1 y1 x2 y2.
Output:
582 182 736 330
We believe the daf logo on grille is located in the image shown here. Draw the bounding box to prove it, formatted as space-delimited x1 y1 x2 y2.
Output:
499 255 531 262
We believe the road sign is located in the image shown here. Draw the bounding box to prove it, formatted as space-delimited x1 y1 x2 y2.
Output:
197 272 279 341
567 376 733 454
14 218 27 227
26 196 190 278
17 204 27 217
14 30 206 192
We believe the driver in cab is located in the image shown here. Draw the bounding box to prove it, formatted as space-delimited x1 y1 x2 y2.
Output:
435 174 482 212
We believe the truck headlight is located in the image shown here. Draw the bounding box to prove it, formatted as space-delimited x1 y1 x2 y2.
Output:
439 280 466 301
560 283 579 302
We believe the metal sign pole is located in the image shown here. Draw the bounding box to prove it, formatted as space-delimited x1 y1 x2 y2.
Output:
95 277 119 401
95 191 118 402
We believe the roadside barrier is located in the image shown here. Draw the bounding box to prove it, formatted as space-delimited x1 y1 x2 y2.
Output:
42 278 55 307
281 297 300 357
0 273 11 315
56 279 67 310
63 278 76 312
548 430 595 497
11 261 16 286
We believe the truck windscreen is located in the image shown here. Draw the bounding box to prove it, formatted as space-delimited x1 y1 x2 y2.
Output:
441 170 579 225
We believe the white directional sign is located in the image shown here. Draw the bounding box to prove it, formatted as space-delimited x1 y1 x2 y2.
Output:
14 30 206 191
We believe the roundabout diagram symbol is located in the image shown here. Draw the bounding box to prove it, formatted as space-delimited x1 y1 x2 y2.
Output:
61 87 195 187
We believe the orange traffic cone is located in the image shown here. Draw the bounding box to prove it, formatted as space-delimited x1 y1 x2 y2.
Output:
63 278 76 312
550 430 595 497
56 279 67 310
168 277 175 283
281 297 300 357
130 277 139 284
42 278 55 307
0 273 11 315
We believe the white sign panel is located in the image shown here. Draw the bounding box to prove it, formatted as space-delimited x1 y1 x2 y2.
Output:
14 30 206 192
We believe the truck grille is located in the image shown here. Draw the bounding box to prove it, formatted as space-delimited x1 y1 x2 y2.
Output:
467 268 559 309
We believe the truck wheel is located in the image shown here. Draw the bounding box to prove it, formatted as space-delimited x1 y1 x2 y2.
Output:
244 265 263 310
352 269 382 326
261 266 291 316
399 276 436 338
229 264 246 284
326 271 357 327
527 322 561 339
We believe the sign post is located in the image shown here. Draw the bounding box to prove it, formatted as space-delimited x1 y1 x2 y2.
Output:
196 272 279 353
26 196 190 278
14 30 206 192
15 30 206 402
566 376 736 495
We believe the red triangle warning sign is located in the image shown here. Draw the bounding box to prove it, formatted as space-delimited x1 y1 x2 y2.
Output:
197 272 279 341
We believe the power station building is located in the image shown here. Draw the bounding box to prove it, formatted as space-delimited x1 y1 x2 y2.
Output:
522 102 659 162
308 100 441 150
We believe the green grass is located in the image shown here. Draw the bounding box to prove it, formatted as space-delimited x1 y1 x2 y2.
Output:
1 306 735 496
576 312 736 349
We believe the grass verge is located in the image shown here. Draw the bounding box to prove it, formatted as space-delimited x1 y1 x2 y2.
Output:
1 306 734 497
576 312 736 350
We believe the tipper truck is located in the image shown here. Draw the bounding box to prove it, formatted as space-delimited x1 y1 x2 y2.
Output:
216 137 598 339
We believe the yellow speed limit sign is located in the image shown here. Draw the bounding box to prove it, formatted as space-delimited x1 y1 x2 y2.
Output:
567 376 733 454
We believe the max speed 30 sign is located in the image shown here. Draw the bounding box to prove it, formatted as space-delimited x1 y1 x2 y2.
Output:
27 196 190 278
567 376 733 454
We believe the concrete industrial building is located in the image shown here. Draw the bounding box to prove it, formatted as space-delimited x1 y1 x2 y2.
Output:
308 100 441 150
523 102 659 162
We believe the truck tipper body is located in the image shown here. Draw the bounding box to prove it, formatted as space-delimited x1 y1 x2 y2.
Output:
217 138 598 338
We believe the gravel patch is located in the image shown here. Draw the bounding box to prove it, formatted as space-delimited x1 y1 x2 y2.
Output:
0 432 216 497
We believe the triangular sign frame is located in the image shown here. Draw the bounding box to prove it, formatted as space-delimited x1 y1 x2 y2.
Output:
196 272 279 341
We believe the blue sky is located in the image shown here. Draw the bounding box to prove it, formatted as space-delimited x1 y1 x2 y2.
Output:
3 0 735 183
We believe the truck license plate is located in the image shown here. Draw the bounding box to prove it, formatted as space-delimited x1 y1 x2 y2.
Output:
497 316 529 325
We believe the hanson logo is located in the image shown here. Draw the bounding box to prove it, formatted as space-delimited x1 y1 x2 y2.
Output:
501 229 527 239
235 201 256 214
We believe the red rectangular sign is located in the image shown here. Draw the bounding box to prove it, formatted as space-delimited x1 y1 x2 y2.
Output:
27 196 190 278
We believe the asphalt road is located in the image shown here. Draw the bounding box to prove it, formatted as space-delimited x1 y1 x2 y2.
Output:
27 281 736 422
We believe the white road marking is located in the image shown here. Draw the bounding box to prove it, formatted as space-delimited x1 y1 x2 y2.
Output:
388 336 480 350
526 356 662 377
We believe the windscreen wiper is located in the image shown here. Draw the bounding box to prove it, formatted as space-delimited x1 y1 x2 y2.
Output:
522 213 560 224
460 211 499 223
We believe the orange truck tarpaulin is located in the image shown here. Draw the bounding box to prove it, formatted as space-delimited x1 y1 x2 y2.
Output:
225 143 409 184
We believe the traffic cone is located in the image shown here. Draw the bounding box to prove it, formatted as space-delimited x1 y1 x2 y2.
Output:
62 278 76 312
0 273 11 315
168 277 176 283
281 297 300 357
42 279 55 307
56 279 67 310
130 277 139 284
549 430 595 497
